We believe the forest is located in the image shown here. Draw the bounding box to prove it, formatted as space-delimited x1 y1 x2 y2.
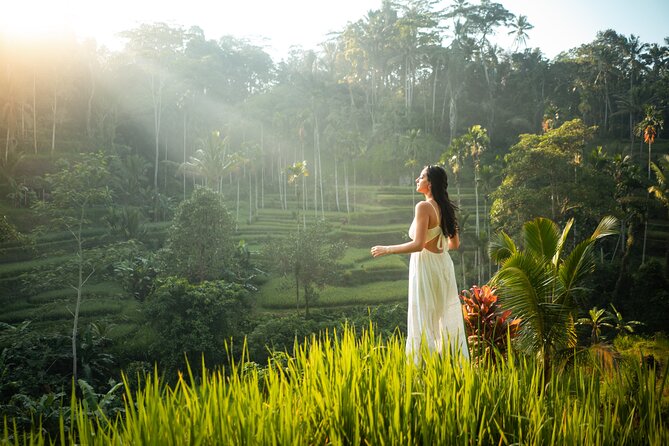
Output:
1 0 668 443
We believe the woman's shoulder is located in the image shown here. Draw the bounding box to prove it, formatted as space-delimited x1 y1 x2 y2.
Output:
415 200 432 211
416 200 439 217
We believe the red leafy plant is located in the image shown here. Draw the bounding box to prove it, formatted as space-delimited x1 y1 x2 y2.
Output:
460 285 521 362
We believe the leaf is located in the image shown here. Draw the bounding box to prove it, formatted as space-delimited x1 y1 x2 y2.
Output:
590 215 618 240
523 217 560 262
552 218 573 267
489 231 517 265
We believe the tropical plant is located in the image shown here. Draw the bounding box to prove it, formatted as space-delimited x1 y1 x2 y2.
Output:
635 104 664 179
179 131 244 193
460 285 520 362
649 154 669 275
489 215 618 370
144 277 250 374
32 152 113 382
490 119 601 235
576 307 613 344
607 303 643 336
508 14 534 51
159 187 236 283
285 160 309 229
263 220 345 316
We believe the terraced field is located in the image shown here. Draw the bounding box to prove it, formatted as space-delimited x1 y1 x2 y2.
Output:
1 180 667 339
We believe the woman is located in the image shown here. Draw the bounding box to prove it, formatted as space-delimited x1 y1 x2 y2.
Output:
371 165 469 362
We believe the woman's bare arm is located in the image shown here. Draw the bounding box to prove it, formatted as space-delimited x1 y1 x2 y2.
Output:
448 231 460 250
371 202 430 257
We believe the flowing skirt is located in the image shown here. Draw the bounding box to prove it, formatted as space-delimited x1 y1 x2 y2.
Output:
406 249 469 363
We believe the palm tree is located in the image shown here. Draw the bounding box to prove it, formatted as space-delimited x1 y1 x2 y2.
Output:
636 105 664 264
403 128 421 208
508 14 534 51
465 125 489 283
489 215 618 372
636 104 664 179
286 160 309 230
623 34 649 146
180 131 243 194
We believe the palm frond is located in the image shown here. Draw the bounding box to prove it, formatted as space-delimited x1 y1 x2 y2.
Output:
489 230 517 265
552 218 574 268
523 217 560 262
544 307 577 349
649 186 669 207
557 238 596 305
650 160 667 188
492 252 555 354
590 215 618 240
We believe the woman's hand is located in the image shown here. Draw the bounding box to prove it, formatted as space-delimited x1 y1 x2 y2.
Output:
371 245 390 257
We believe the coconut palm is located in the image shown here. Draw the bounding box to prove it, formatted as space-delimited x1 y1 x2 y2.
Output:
180 131 243 194
508 14 534 51
489 215 618 371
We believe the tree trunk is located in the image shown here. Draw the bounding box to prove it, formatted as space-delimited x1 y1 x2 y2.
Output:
236 177 240 229
4 128 9 164
353 162 357 213
249 173 253 224
344 162 350 216
33 73 37 154
51 89 57 154
183 111 187 200
431 64 438 131
460 251 466 291
475 168 481 284
334 157 340 212
295 270 300 311
86 63 95 139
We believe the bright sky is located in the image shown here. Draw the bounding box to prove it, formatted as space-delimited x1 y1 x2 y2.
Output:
2 0 668 60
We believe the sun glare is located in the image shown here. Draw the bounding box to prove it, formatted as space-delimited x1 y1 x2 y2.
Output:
0 2 75 41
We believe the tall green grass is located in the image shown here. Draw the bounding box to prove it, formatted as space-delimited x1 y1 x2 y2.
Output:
4 327 667 445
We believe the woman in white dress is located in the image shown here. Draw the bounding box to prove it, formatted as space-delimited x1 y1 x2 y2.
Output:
371 165 469 362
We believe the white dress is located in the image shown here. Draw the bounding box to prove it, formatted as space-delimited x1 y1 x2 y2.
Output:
406 204 470 363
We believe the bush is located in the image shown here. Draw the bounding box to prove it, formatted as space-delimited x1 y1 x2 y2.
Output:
158 188 236 283
460 285 520 362
144 277 250 376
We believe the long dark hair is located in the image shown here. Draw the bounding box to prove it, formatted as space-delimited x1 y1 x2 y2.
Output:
426 165 458 238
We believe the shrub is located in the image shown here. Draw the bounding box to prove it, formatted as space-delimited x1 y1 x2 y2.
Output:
144 277 250 376
460 285 520 362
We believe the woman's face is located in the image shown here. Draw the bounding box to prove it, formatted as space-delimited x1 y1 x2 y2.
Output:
415 167 430 194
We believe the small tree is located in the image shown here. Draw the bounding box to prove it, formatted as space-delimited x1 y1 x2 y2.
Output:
576 307 613 344
160 187 236 283
264 220 345 316
145 277 249 374
33 152 112 381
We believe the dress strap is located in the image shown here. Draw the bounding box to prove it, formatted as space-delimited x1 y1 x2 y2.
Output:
427 200 445 251
427 200 440 225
